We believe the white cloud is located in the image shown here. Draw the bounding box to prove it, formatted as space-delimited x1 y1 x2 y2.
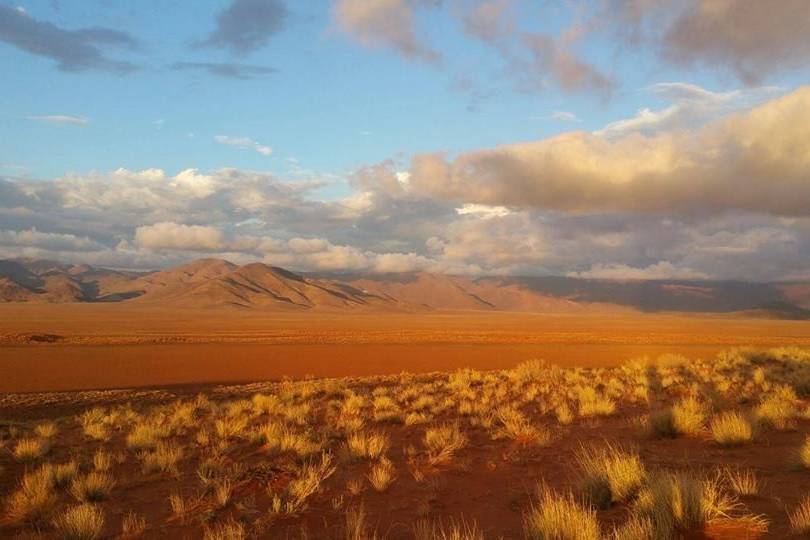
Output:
28 114 88 126
134 222 226 251
214 135 272 156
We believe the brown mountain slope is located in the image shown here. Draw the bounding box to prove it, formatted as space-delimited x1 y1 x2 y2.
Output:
347 273 494 310
128 261 401 310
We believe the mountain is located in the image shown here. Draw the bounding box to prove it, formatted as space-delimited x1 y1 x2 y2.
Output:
2 257 810 317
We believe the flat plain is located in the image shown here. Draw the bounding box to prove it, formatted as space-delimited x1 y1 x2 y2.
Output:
4 304 810 393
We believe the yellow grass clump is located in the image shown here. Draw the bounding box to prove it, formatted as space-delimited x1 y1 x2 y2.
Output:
424 423 467 465
576 443 646 508
368 458 396 492
53 503 105 540
346 431 389 460
523 485 600 540
710 411 756 446
789 496 810 535
70 472 115 502
5 467 58 524
13 437 49 462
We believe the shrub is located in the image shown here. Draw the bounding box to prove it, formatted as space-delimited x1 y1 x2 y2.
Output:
5 467 57 524
577 387 616 417
346 431 389 460
576 443 646 508
215 416 248 439
710 411 755 446
126 423 168 451
367 458 395 492
53 461 80 488
53 503 104 540
424 423 467 465
122 511 147 536
524 485 600 540
493 407 551 446
35 421 58 438
70 472 115 502
722 468 759 496
647 409 677 438
754 395 795 429
413 518 485 540
13 437 49 462
633 473 738 537
672 397 706 436
141 442 183 474
789 496 810 535
203 519 246 540
800 437 810 469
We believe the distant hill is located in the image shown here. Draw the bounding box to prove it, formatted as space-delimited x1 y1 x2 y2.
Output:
2 257 810 317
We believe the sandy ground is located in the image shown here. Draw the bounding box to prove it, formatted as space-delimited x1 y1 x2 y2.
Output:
3 304 810 393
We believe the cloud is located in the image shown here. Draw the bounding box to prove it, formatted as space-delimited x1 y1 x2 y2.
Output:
459 0 513 45
134 222 227 251
549 111 579 122
171 62 276 79
521 33 614 95
214 135 272 156
27 114 88 126
568 261 710 280
333 0 440 62
661 0 810 84
596 82 780 137
405 85 810 216
0 227 102 251
3 161 810 280
196 0 288 55
601 0 810 85
0 4 137 73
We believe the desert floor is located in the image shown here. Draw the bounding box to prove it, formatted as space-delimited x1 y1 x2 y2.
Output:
4 304 810 393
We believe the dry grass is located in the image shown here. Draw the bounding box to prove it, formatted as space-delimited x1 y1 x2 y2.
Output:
203 518 246 540
672 396 706 436
121 511 147 536
493 407 552 446
711 411 756 446
346 431 389 460
721 468 759 496
70 472 115 502
5 467 57 524
140 442 183 474
524 485 600 540
13 437 49 462
367 458 396 492
576 443 646 508
53 503 104 540
800 437 810 469
789 496 810 535
633 473 740 537
413 518 485 540
424 423 467 465
34 421 58 438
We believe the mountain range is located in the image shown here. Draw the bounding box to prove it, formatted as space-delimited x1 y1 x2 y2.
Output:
2 257 810 317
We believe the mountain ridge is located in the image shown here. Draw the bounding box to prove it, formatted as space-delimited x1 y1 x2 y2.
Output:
1 257 809 316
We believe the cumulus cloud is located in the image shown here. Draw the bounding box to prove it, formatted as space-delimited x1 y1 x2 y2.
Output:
0 4 137 73
214 135 272 156
196 0 288 55
333 0 440 62
4 85 810 280
171 62 276 80
405 85 810 216
134 222 227 251
0 228 102 251
27 114 88 126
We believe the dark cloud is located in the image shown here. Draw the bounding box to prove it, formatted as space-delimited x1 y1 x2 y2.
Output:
171 61 276 79
196 0 288 55
0 4 137 73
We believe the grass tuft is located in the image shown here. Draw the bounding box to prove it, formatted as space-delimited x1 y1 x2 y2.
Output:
53 503 105 540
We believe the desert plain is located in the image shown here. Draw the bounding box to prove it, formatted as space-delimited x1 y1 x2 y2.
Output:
3 299 810 539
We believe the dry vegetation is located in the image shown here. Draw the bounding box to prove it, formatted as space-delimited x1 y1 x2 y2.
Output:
3 347 810 537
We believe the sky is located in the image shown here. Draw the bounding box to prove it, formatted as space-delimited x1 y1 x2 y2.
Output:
1 0 810 280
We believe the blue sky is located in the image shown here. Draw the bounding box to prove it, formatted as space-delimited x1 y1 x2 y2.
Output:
4 0 793 187
1 1 810 279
